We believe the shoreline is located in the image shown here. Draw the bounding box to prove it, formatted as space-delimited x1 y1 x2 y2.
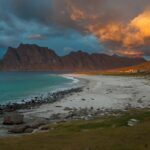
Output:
0 74 87 137
0 74 86 113
0 74 150 136
22 74 150 120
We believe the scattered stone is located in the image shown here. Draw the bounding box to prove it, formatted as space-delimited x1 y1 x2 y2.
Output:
3 112 24 125
137 99 143 103
40 125 50 131
55 106 62 108
8 125 28 133
50 114 61 120
128 119 139 127
24 128 34 133
64 107 73 111
28 118 48 129
0 87 83 112
125 86 132 89
81 98 86 101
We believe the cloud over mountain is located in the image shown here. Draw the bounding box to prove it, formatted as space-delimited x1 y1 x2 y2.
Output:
0 0 150 57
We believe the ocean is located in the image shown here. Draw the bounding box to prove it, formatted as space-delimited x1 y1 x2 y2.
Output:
0 72 77 104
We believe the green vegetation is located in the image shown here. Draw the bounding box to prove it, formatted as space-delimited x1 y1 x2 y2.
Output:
1 109 150 150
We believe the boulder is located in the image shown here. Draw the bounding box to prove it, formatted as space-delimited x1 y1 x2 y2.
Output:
8 125 28 133
128 119 139 127
28 118 48 129
24 128 34 133
40 125 50 131
3 112 24 125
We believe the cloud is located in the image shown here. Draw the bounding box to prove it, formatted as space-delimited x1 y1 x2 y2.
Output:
27 34 47 40
0 0 150 57
86 16 150 57
51 0 150 57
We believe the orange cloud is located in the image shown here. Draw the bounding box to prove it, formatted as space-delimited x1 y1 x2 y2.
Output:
131 9 150 37
115 50 144 58
85 9 150 57
70 6 85 21
87 23 123 42
53 0 150 57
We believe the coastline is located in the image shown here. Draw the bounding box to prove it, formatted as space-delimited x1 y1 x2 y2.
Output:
0 74 85 112
25 74 150 121
0 74 150 136
0 74 87 136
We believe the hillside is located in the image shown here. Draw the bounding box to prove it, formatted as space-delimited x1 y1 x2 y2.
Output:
1 44 146 71
100 61 150 75
115 61 150 73
0 109 150 150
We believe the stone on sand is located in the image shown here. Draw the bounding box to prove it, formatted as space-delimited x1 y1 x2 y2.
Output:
3 112 24 125
8 125 28 133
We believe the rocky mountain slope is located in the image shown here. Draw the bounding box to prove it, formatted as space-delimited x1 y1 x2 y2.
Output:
1 44 146 71
111 61 150 73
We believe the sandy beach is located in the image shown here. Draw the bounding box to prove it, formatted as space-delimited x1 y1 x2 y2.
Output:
23 74 150 119
0 74 150 136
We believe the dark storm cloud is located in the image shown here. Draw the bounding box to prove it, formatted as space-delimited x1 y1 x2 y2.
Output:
0 0 57 49
12 0 53 24
0 0 150 57
52 0 150 57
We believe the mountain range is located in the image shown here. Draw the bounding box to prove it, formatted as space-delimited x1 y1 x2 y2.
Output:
0 44 146 71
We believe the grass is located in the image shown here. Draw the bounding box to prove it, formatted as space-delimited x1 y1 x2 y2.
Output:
0 109 150 150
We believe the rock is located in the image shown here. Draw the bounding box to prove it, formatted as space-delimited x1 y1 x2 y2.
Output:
8 125 28 133
24 128 34 133
3 112 24 125
28 118 48 129
81 98 86 101
40 125 50 131
2 44 145 71
55 106 62 108
64 107 73 111
137 99 143 103
50 113 61 120
128 119 139 127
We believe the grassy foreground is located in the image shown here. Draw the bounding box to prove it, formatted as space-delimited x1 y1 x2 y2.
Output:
0 109 150 150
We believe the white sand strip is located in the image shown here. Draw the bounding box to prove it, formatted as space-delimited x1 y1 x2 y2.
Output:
24 75 150 119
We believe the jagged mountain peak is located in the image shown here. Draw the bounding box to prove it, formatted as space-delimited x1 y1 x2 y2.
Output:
1 44 146 71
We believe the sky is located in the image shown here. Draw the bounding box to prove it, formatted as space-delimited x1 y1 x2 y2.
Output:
0 0 150 58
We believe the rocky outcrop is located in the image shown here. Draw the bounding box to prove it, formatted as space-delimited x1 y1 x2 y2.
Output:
1 44 146 71
3 112 24 125
128 119 139 127
8 125 28 133
8 118 48 134
2 44 62 71
27 118 48 129
61 51 146 71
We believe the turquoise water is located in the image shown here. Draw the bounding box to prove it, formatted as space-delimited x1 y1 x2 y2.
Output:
0 72 74 104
